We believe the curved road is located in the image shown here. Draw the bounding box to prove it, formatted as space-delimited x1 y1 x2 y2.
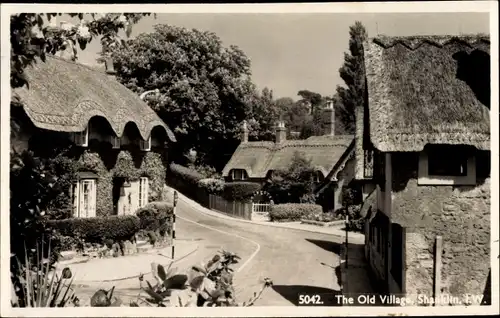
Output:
173 191 344 306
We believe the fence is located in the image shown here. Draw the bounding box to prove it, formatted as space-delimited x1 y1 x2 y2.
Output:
208 194 253 220
252 203 272 213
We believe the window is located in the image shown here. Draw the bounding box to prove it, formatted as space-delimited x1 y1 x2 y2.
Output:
139 177 149 208
232 169 247 181
72 179 97 218
314 171 324 183
73 127 89 147
140 136 152 151
418 145 476 185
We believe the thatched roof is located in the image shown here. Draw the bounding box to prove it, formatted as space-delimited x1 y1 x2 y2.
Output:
364 34 490 152
222 135 354 178
12 56 176 142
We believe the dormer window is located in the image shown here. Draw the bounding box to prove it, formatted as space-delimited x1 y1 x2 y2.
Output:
314 171 324 183
73 127 89 147
231 169 248 181
140 135 152 151
418 145 475 186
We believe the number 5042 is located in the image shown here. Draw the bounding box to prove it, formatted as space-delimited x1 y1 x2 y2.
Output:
298 294 324 306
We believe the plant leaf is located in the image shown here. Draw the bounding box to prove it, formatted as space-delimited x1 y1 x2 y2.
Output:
157 264 167 281
164 274 188 290
192 265 207 275
189 275 204 290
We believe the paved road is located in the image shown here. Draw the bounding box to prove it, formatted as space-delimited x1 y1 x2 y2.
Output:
175 196 344 306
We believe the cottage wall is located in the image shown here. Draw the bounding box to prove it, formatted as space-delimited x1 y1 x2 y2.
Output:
390 152 490 301
11 114 168 218
333 157 356 211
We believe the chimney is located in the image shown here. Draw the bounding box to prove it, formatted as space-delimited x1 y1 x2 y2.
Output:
104 57 117 79
275 121 286 144
322 100 335 136
241 120 248 143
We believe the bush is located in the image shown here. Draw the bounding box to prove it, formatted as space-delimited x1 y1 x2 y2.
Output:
269 203 322 222
222 182 261 202
198 178 225 195
302 211 343 222
135 201 173 234
168 163 205 200
169 163 204 185
47 215 140 244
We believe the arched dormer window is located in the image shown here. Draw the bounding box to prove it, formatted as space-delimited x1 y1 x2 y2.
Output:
314 171 325 183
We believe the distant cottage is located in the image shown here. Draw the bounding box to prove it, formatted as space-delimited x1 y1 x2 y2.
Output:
356 35 491 304
11 56 176 218
222 103 355 211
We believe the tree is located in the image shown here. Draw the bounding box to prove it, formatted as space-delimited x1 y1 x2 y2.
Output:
9 13 151 304
10 13 152 88
110 24 257 170
264 151 317 204
335 21 368 134
245 87 282 141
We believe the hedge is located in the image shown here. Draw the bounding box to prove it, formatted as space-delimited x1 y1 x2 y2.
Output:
135 201 173 235
222 182 261 202
168 163 205 201
47 215 140 244
198 178 225 195
269 203 323 222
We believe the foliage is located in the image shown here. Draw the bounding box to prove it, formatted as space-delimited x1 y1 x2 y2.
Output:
222 182 261 202
269 203 323 222
302 211 343 222
110 24 257 169
10 13 152 88
335 21 368 134
341 183 363 207
90 287 123 307
11 241 79 308
245 87 283 141
135 250 273 307
198 178 225 195
264 151 317 204
136 202 173 239
47 215 141 244
168 163 205 200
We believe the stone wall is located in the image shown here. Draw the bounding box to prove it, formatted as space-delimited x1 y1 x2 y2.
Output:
390 152 490 302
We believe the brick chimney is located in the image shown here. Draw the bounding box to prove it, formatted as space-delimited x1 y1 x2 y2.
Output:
323 100 335 136
275 121 286 144
241 120 248 143
104 57 117 79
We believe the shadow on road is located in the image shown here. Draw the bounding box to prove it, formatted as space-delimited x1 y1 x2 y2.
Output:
271 285 342 306
305 238 343 254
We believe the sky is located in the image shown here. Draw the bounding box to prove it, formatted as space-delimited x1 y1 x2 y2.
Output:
59 12 489 100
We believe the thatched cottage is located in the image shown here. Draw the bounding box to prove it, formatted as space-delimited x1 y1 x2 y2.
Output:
222 103 355 211
11 56 176 218
356 35 491 304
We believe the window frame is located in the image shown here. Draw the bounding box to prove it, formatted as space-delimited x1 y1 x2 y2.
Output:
231 169 247 181
72 178 97 218
139 177 149 208
418 146 476 186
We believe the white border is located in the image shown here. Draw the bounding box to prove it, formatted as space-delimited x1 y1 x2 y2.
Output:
1 1 498 317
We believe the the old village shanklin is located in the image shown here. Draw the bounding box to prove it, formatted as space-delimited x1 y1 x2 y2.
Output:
6 9 493 310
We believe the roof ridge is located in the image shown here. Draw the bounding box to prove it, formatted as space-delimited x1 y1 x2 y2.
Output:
371 35 490 51
44 54 106 76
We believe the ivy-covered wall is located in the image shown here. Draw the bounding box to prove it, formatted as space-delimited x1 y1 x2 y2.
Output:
22 124 168 218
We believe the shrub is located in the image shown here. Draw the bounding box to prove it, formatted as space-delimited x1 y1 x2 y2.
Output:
169 163 204 186
47 215 140 244
168 163 205 200
269 203 322 222
135 201 173 234
222 182 261 202
198 178 225 195
302 211 343 222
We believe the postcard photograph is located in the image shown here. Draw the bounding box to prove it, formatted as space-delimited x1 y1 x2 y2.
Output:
1 2 498 317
